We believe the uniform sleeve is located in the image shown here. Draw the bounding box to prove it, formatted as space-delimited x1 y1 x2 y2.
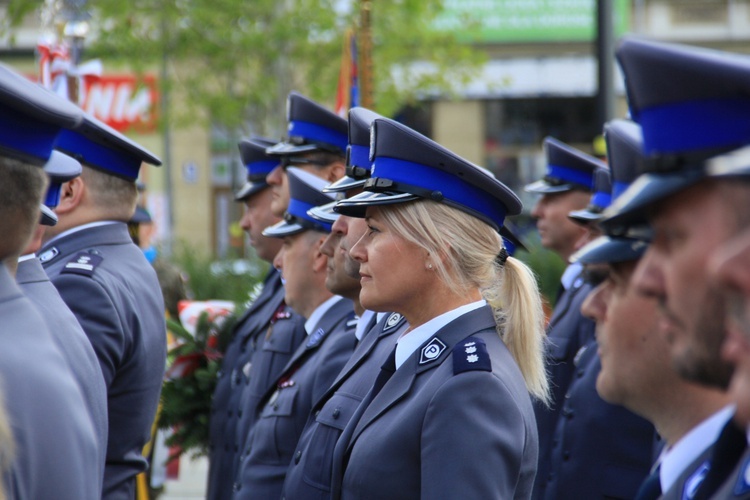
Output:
421 371 529 499
51 273 127 388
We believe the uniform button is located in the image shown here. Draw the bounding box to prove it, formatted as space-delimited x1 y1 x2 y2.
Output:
238 410 243 418
233 483 241 492
234 445 239 453
577 369 584 377
332 408 341 419
273 403 279 411
294 450 302 464
563 451 570 461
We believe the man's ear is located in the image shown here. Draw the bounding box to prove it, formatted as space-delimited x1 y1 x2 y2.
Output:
54 177 86 215
326 160 346 183
311 234 329 273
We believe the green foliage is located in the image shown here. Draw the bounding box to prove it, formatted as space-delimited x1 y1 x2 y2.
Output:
158 310 237 461
514 234 566 308
169 241 266 305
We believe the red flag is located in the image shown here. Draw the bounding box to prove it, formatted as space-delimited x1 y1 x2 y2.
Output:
335 29 359 117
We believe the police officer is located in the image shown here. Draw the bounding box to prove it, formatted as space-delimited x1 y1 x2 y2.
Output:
265 91 348 217
0 61 100 499
233 168 357 499
331 116 547 499
525 138 599 497
281 107 410 500
572 119 732 500
207 137 306 500
600 37 750 499
38 111 167 499
7 151 108 493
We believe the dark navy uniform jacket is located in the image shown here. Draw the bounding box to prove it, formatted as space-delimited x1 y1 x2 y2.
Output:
207 269 306 500
39 222 167 500
0 265 100 499
234 297 357 499
17 256 108 492
282 312 407 500
542 338 654 499
338 305 538 500
710 446 750 499
533 270 596 498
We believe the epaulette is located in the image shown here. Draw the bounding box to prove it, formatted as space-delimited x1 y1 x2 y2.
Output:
453 337 492 375
60 251 104 278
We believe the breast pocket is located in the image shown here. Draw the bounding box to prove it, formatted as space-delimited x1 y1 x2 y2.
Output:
546 336 574 363
255 385 299 465
302 392 362 491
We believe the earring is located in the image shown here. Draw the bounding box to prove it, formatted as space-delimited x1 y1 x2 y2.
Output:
427 263 433 270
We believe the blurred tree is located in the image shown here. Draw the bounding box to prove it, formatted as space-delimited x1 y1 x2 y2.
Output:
5 0 484 132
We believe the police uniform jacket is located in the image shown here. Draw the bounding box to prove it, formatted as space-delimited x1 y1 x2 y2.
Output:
533 271 596 498
17 256 108 492
542 338 654 499
234 297 357 499
207 270 306 500
282 312 407 500
39 222 167 500
0 265 100 499
338 305 538 500
710 446 750 499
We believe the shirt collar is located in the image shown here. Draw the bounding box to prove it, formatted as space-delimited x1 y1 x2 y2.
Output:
354 310 377 341
18 254 36 263
304 295 344 335
395 300 486 369
659 404 735 493
44 220 120 248
561 262 584 291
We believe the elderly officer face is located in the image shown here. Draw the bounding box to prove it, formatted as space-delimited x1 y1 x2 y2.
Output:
350 206 434 319
582 260 670 409
710 226 750 426
273 230 328 317
531 190 592 262
632 181 746 389
266 153 344 217
239 187 281 263
320 214 362 300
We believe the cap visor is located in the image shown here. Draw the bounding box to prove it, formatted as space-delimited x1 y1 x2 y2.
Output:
44 151 82 182
499 226 527 253
308 201 340 224
524 179 576 194
262 219 306 238
323 176 367 193
599 170 704 235
39 204 58 226
334 191 420 218
265 141 320 156
572 235 648 264
568 209 603 225
234 180 269 201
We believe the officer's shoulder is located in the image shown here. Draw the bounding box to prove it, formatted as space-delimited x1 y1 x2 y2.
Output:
60 250 105 278
452 336 492 375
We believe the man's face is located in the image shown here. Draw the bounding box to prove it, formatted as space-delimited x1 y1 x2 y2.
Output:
710 227 750 425
633 182 735 388
530 190 591 261
273 230 324 314
320 215 362 300
581 261 670 410
265 154 342 217
239 188 281 263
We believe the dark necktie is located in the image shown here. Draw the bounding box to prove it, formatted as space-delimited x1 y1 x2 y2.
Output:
368 346 397 402
634 464 661 500
694 419 748 500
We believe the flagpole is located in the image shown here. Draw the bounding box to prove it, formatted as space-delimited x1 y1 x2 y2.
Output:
359 0 374 109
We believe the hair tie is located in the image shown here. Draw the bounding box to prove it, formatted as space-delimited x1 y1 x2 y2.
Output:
496 247 509 266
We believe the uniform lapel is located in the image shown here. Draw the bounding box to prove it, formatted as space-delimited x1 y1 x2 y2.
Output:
548 275 584 329
15 258 49 285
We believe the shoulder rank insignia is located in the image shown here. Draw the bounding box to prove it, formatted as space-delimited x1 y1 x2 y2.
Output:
382 312 404 332
419 337 447 365
306 327 327 348
733 453 750 496
61 252 104 277
453 337 492 375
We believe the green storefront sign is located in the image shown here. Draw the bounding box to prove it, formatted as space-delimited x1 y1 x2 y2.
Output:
434 0 631 43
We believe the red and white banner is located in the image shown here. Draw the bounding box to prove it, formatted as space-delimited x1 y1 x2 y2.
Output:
82 75 159 132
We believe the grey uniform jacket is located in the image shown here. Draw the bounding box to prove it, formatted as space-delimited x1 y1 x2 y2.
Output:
17 256 108 493
337 305 539 500
282 312 407 500
207 270 302 500
39 223 167 500
0 265 100 500
234 297 357 499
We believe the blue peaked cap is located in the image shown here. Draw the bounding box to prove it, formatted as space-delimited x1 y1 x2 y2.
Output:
262 167 335 237
55 112 161 180
334 117 522 233
0 63 83 166
324 107 382 193
266 92 348 156
43 151 82 207
235 137 278 201
569 166 612 224
601 38 750 230
525 137 599 194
